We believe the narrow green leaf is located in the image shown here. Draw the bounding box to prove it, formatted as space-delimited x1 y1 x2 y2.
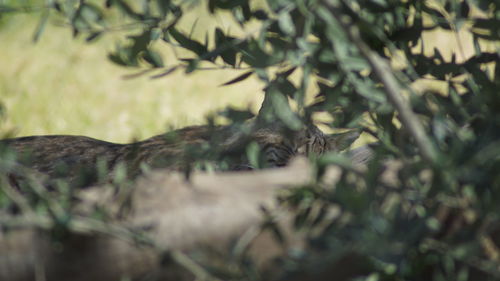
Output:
112 0 143 20
156 0 170 17
240 39 280 68
33 11 49 43
214 28 237 66
342 56 370 71
220 49 237 66
86 31 102 42
220 71 254 86
278 12 296 36
169 28 208 58
472 34 481 56
142 49 164 68
129 30 152 57
185 59 198 73
219 107 254 122
316 6 345 41
318 153 353 169
151 28 162 41
150 66 179 79
277 78 297 98
278 67 297 78
80 3 104 24
327 130 361 151
268 86 302 130
348 74 386 103
253 9 268 20
246 142 261 169
108 53 127 66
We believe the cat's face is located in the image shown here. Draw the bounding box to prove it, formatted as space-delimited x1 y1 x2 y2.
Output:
252 125 360 167
296 127 360 156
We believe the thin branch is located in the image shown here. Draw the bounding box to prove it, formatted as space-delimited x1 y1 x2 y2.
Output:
170 251 224 281
0 175 34 215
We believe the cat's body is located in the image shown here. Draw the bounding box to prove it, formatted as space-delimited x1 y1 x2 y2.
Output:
1 124 359 186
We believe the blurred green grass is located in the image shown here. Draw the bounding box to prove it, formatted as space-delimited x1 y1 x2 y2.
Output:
0 11 263 142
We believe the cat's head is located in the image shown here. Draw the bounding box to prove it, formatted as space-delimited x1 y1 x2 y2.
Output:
228 123 361 169
296 126 361 156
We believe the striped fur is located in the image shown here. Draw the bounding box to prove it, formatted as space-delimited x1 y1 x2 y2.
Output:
1 124 360 185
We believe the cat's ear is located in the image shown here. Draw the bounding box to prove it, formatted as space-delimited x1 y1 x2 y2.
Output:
326 130 361 151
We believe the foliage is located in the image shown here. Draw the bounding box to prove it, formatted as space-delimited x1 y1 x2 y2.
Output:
1 0 500 280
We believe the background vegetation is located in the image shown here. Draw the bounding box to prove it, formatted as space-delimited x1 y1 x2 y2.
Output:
0 2 263 141
1 0 500 280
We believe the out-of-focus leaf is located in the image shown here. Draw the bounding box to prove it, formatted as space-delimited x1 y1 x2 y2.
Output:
421 3 451 30
80 3 104 24
277 78 296 98
150 66 179 79
108 45 138 67
253 9 268 20
168 27 209 59
215 28 238 66
208 0 249 11
142 49 164 68
220 71 254 86
348 75 386 103
70 3 105 36
278 12 296 36
110 0 143 20
327 130 361 151
472 18 500 30
246 141 261 169
278 67 297 78
86 31 102 42
342 56 370 71
240 39 282 68
156 0 170 17
219 107 254 122
432 115 449 144
266 36 291 54
129 30 152 57
268 86 302 130
151 28 161 41
316 6 346 41
185 59 198 73
33 11 49 42
460 1 470 18
241 2 252 22
108 53 128 66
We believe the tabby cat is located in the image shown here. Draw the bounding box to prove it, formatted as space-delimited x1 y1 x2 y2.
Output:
0 123 359 186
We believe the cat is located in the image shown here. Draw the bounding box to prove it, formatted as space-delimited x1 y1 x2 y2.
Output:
0 123 360 186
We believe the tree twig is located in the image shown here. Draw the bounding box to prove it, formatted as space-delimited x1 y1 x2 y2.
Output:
0 175 34 215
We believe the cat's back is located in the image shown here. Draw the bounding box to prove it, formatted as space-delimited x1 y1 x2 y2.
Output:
2 135 123 156
3 134 119 148
1 135 124 178
0 127 225 182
